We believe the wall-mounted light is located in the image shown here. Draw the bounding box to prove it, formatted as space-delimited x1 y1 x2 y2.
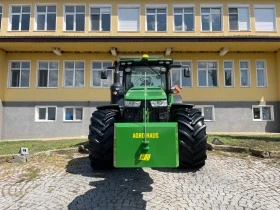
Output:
52 47 62 56
111 47 117 56
165 48 172 56
219 47 229 56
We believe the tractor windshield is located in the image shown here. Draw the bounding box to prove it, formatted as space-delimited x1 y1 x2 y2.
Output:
124 66 167 90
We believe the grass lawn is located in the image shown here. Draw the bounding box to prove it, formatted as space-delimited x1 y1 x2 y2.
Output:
0 139 87 156
0 134 279 156
208 134 280 151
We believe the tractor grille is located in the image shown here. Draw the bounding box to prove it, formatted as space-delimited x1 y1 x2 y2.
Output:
123 101 169 122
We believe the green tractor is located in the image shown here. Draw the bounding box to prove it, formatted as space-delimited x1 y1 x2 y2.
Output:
88 55 207 169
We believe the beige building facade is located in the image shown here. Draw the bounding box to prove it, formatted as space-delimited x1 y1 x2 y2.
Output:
0 0 280 139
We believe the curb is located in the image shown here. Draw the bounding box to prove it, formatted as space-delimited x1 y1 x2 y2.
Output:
209 143 280 158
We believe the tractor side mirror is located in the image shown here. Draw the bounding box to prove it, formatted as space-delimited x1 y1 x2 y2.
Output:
184 66 191 78
101 69 108 79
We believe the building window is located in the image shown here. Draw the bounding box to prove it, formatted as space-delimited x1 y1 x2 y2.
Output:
254 6 276 31
252 106 273 121
196 106 215 121
118 5 139 31
224 61 234 87
64 5 85 31
256 61 267 87
201 6 222 31
228 6 249 31
173 7 194 31
9 61 30 88
92 61 112 87
172 61 192 87
198 61 218 87
35 5 56 31
64 107 83 121
240 61 250 87
90 6 111 31
9 5 30 31
37 61 58 88
0 6 3 29
146 6 167 31
64 61 84 88
36 107 57 121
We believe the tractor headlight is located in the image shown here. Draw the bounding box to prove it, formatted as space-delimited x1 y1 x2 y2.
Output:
150 100 167 107
125 100 141 107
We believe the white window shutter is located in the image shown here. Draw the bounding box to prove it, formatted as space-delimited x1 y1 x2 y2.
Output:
238 8 249 31
255 8 275 31
118 8 139 31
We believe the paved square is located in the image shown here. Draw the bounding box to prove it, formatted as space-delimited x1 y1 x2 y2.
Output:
0 152 279 210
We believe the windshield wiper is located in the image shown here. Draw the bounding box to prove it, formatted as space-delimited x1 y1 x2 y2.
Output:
146 65 161 76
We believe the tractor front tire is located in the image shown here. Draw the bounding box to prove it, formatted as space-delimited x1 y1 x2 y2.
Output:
88 109 119 169
173 108 208 169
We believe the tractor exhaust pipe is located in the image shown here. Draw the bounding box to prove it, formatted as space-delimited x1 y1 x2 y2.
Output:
110 61 124 105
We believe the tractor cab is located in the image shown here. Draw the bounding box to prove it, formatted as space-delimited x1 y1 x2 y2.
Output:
102 55 178 122
119 55 171 93
102 54 180 109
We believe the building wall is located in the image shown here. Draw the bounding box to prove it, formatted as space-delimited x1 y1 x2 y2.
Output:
2 52 279 102
1 0 280 138
0 0 280 38
194 101 280 133
2 101 279 140
1 102 100 139
0 51 278 139
0 50 6 139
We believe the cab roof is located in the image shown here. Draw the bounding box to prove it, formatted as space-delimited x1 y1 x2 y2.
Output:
118 55 173 66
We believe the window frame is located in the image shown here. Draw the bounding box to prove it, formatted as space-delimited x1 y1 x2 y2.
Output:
172 60 193 87
9 4 31 31
254 4 277 32
63 4 86 31
63 107 83 122
37 61 59 88
63 61 85 88
89 4 111 32
252 105 274 121
91 60 113 88
239 60 250 87
197 60 219 87
200 4 223 32
256 60 267 88
0 5 3 30
223 60 234 87
145 4 168 32
34 4 57 31
173 4 195 32
8 60 31 88
196 105 215 121
228 4 250 31
35 106 57 122
118 4 140 32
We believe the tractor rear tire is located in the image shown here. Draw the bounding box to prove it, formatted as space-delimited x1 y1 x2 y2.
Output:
88 109 119 169
173 108 207 169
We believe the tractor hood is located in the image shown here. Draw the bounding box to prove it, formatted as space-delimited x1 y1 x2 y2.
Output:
125 87 167 100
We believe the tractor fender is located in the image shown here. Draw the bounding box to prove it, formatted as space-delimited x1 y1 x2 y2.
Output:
170 103 194 115
97 104 121 112
171 94 183 104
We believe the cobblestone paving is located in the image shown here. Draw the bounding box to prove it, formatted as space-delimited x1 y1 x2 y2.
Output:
0 152 279 210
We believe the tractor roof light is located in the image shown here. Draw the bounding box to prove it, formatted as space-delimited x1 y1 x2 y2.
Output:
142 54 149 60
